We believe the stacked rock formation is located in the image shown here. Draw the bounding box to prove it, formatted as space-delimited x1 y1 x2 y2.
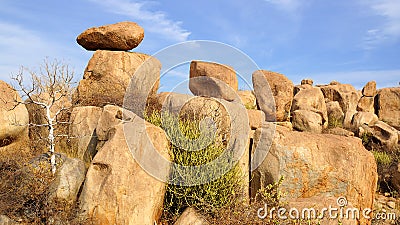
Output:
73 21 160 110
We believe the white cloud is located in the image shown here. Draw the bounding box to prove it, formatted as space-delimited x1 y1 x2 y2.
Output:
362 0 400 49
88 0 191 42
264 0 303 13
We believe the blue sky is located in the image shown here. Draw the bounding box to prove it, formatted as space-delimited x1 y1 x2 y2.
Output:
0 0 399 90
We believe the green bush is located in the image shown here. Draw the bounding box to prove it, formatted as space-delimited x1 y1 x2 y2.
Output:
328 116 343 128
372 150 392 166
145 111 244 221
361 132 373 147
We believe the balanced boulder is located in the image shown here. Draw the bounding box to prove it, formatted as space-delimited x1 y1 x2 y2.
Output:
76 21 144 51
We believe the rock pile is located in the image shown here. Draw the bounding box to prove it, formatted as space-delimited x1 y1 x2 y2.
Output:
2 20 399 225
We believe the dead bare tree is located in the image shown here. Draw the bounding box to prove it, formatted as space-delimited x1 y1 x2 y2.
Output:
11 59 75 174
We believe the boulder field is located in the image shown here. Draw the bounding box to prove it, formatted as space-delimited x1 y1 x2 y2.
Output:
1 21 399 224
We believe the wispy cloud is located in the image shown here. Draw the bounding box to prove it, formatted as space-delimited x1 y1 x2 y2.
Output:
88 0 191 42
362 0 400 50
264 0 303 13
0 22 53 82
0 22 89 84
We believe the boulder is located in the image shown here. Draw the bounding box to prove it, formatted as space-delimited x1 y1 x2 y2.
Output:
49 157 86 204
291 86 328 129
326 101 344 128
69 106 103 162
237 90 256 109
189 61 238 101
351 112 378 131
301 79 314 86
320 83 361 128
252 70 293 122
174 207 209 225
0 80 29 146
293 84 314 96
291 110 323 133
247 109 265 130
96 105 132 141
357 96 374 113
72 50 161 108
370 121 399 150
375 87 400 129
79 116 170 225
251 126 378 225
76 21 144 51
362 81 377 97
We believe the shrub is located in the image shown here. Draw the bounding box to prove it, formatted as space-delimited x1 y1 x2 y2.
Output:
328 116 343 128
145 111 245 223
0 147 90 224
361 132 373 147
372 150 392 166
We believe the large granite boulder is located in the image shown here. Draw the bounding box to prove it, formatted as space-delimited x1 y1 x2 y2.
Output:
0 80 29 147
251 126 378 225
49 157 87 204
351 112 378 131
291 86 328 132
291 109 324 133
252 70 293 122
326 101 344 128
362 81 377 97
79 115 170 225
375 87 400 129
76 21 144 51
72 50 160 108
189 61 238 101
68 106 103 162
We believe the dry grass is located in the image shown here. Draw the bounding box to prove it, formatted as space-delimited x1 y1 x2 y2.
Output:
0 141 91 224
